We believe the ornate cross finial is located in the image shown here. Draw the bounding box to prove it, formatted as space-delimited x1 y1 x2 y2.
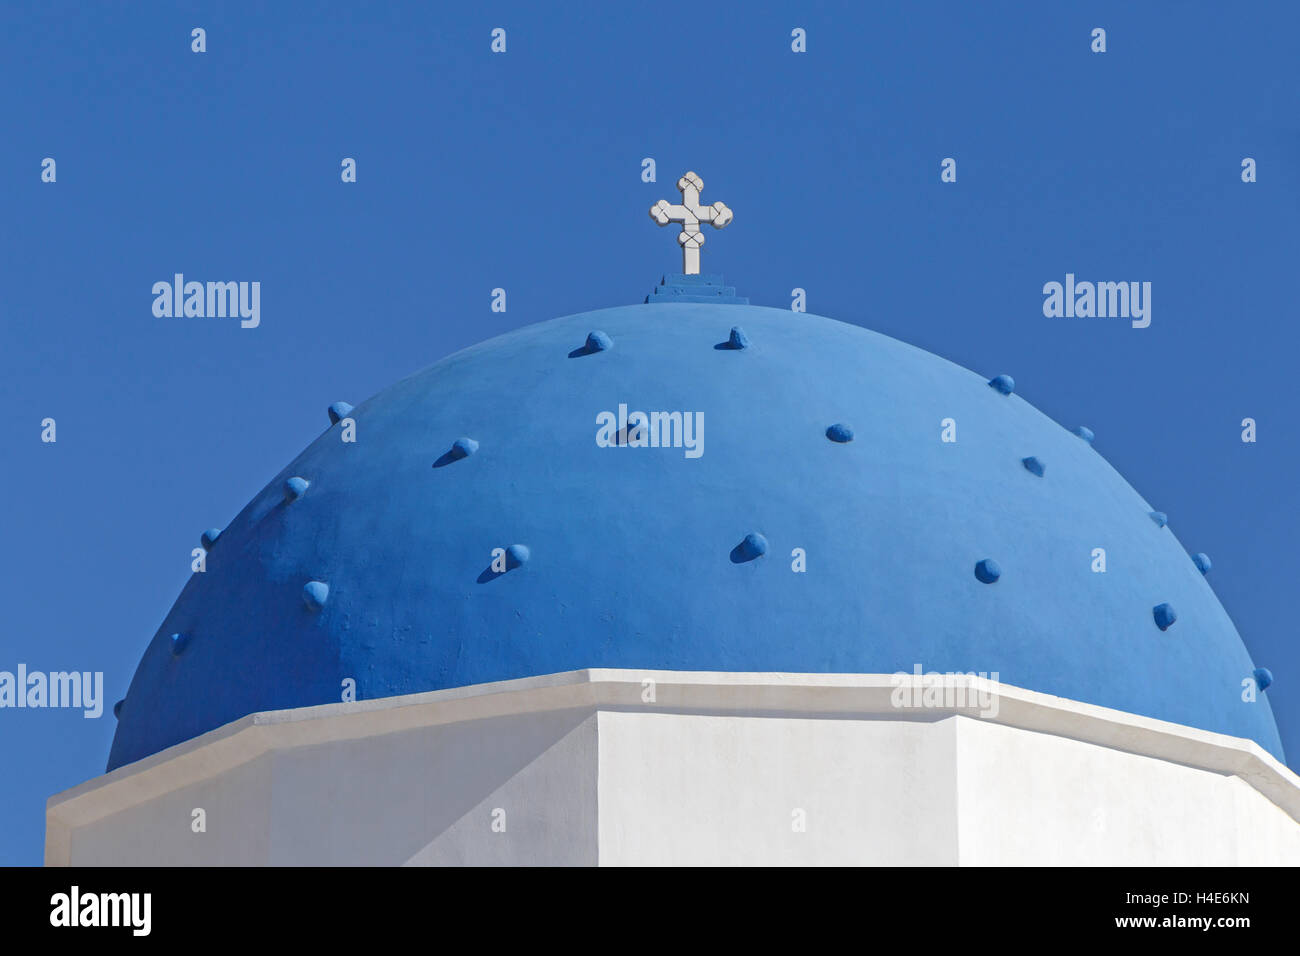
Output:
649 171 733 275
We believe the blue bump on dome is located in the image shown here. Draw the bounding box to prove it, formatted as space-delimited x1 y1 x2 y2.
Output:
170 632 190 657
1255 668 1273 692
582 331 613 354
975 559 1002 584
200 528 221 550
732 532 768 563
434 437 480 468
303 580 329 611
1149 511 1168 528
112 700 123 719
1153 603 1177 631
1073 426 1095 444
451 437 479 460
988 374 1015 395
1022 456 1045 477
724 326 750 350
327 401 354 425
1192 552 1212 574
826 423 854 443
106 301 1286 770
283 476 310 502
505 544 530 570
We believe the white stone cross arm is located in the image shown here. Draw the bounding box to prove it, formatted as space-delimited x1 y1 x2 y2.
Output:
649 171 733 275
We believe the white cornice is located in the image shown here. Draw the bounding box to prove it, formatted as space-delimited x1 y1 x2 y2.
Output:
47 670 1300 834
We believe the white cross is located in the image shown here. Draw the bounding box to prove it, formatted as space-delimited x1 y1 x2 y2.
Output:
649 171 733 275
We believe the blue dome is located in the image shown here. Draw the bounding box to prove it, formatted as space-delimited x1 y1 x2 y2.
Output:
108 298 1283 769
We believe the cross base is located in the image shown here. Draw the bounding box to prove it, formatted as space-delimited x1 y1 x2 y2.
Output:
645 274 749 305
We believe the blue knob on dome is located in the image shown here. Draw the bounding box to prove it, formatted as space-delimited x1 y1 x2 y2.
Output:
1192 552 1212 574
200 528 221 550
826 423 854 443
327 402 354 425
1022 456 1045 477
570 331 614 358
303 580 330 611
505 544 530 570
1254 668 1273 692
1149 511 1168 528
727 327 750 350
975 559 1001 584
1073 426 1095 444
1153 603 1177 631
988 374 1015 395
732 532 768 563
170 632 190 657
284 476 310 501
450 437 480 460
112 700 123 719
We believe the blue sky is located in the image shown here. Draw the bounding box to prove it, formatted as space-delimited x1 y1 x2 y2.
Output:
2 1 1298 864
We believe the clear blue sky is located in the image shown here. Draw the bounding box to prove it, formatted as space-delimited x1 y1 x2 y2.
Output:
2 1 1297 865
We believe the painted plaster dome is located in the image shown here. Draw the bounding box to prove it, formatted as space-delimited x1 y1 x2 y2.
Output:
108 279 1283 770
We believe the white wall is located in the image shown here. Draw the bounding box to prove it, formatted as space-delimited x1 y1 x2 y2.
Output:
57 708 599 866
598 712 959 865
953 717 1300 865
68 754 274 866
